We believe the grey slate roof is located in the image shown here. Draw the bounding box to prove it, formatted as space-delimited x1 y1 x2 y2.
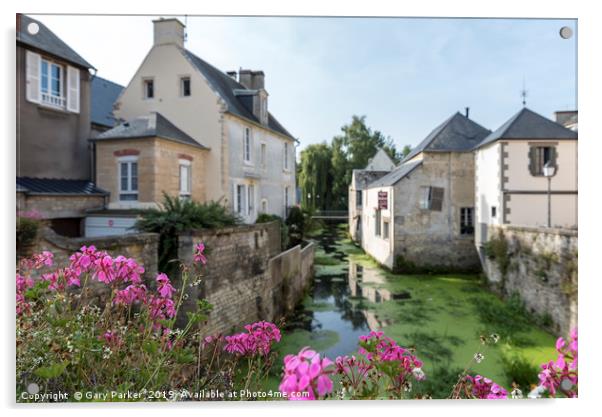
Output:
182 49 295 140
94 112 208 149
17 177 108 195
402 112 491 163
367 160 423 188
91 76 124 128
17 14 94 69
475 107 578 149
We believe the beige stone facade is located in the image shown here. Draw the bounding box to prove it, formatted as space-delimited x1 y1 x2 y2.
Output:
95 137 207 209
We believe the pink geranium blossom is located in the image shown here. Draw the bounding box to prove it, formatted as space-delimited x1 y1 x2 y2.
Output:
156 273 176 299
224 321 281 356
193 242 207 264
279 347 334 400
465 375 508 399
538 328 578 397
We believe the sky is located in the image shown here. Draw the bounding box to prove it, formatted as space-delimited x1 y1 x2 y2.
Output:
30 14 577 152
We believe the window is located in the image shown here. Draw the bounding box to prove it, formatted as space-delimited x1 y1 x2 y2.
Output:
143 79 154 99
383 219 390 240
180 77 191 97
356 190 363 208
375 209 382 236
284 186 290 208
40 59 64 107
260 143 267 168
491 206 497 218
460 207 474 235
420 186 444 211
261 199 268 213
179 161 192 198
119 159 138 201
243 128 252 163
529 146 556 176
247 185 255 215
283 142 289 170
236 184 245 214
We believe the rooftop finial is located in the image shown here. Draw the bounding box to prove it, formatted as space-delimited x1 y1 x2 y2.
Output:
521 77 528 107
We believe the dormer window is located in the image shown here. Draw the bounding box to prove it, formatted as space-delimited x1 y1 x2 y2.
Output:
143 78 154 99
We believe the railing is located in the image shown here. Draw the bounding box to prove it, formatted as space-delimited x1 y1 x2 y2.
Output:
312 210 348 219
41 93 66 108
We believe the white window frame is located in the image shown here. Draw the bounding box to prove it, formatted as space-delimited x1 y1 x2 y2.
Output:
260 198 268 214
283 142 290 171
243 127 253 164
40 58 65 108
179 159 192 198
180 76 191 97
143 78 154 100
235 184 246 215
260 142 267 169
247 184 255 216
118 156 139 201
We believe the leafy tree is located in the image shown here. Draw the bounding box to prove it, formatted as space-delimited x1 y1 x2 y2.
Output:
298 143 334 210
401 145 412 158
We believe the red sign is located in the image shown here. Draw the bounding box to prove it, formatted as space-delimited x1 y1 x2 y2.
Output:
378 191 388 209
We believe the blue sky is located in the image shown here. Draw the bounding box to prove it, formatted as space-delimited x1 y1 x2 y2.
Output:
34 15 577 151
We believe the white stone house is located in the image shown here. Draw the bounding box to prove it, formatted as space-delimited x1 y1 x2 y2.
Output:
361 112 490 272
474 107 578 248
348 148 396 242
108 18 297 223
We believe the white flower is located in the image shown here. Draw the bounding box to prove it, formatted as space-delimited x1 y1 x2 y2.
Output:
510 388 523 399
412 368 425 380
474 353 485 363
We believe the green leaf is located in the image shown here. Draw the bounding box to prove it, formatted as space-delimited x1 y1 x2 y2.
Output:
34 361 68 379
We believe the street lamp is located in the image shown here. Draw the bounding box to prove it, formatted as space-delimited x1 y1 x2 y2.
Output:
543 161 556 227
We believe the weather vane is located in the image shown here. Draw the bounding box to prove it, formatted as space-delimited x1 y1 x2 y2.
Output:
521 78 528 107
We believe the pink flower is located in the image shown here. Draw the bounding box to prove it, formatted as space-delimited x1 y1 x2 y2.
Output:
193 242 207 264
101 330 122 347
279 347 335 400
465 375 508 399
16 273 34 315
224 321 281 356
538 328 578 397
156 273 176 299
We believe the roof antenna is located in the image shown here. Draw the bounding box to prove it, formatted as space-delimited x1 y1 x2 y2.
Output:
521 77 528 107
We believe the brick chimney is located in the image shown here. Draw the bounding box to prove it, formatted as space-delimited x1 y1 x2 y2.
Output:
238 69 253 89
153 18 185 48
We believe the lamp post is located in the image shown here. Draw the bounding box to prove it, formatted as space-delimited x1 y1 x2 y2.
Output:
543 161 556 227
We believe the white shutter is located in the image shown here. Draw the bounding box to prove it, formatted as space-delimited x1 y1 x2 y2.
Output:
66 66 80 113
25 51 41 103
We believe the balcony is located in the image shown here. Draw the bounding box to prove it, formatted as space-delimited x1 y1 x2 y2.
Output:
41 93 66 109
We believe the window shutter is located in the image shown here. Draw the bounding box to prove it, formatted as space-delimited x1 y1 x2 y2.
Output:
528 146 537 176
431 187 444 211
66 66 80 113
550 146 558 170
25 51 41 103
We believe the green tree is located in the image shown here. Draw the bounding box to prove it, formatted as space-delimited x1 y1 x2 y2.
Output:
298 142 334 210
401 145 412 158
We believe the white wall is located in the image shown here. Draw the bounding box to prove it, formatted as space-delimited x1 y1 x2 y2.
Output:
475 142 502 246
226 115 295 222
361 185 394 268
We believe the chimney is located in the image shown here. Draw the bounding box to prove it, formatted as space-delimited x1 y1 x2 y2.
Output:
465 107 470 119
238 69 253 89
153 18 185 48
251 71 265 90
226 71 237 80
554 110 577 126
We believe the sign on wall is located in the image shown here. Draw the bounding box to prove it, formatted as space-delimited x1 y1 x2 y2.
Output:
378 191 388 209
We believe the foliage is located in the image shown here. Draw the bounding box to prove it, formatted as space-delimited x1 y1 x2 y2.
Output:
17 216 41 253
298 115 402 210
401 145 412 158
16 246 212 400
483 230 510 276
470 292 532 340
255 213 289 250
285 206 305 247
501 353 539 390
135 194 240 272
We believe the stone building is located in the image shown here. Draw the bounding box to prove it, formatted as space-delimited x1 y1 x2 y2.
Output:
474 107 578 249
348 148 396 242
104 18 297 229
16 14 107 236
360 112 490 272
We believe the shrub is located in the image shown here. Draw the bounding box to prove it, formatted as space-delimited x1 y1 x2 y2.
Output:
16 217 41 255
501 354 539 390
135 193 241 272
285 206 305 247
483 230 510 276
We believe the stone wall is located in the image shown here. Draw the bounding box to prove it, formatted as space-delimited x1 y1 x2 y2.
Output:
481 225 577 337
177 221 314 335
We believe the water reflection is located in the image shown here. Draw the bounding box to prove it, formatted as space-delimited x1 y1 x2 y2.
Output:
288 223 400 358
